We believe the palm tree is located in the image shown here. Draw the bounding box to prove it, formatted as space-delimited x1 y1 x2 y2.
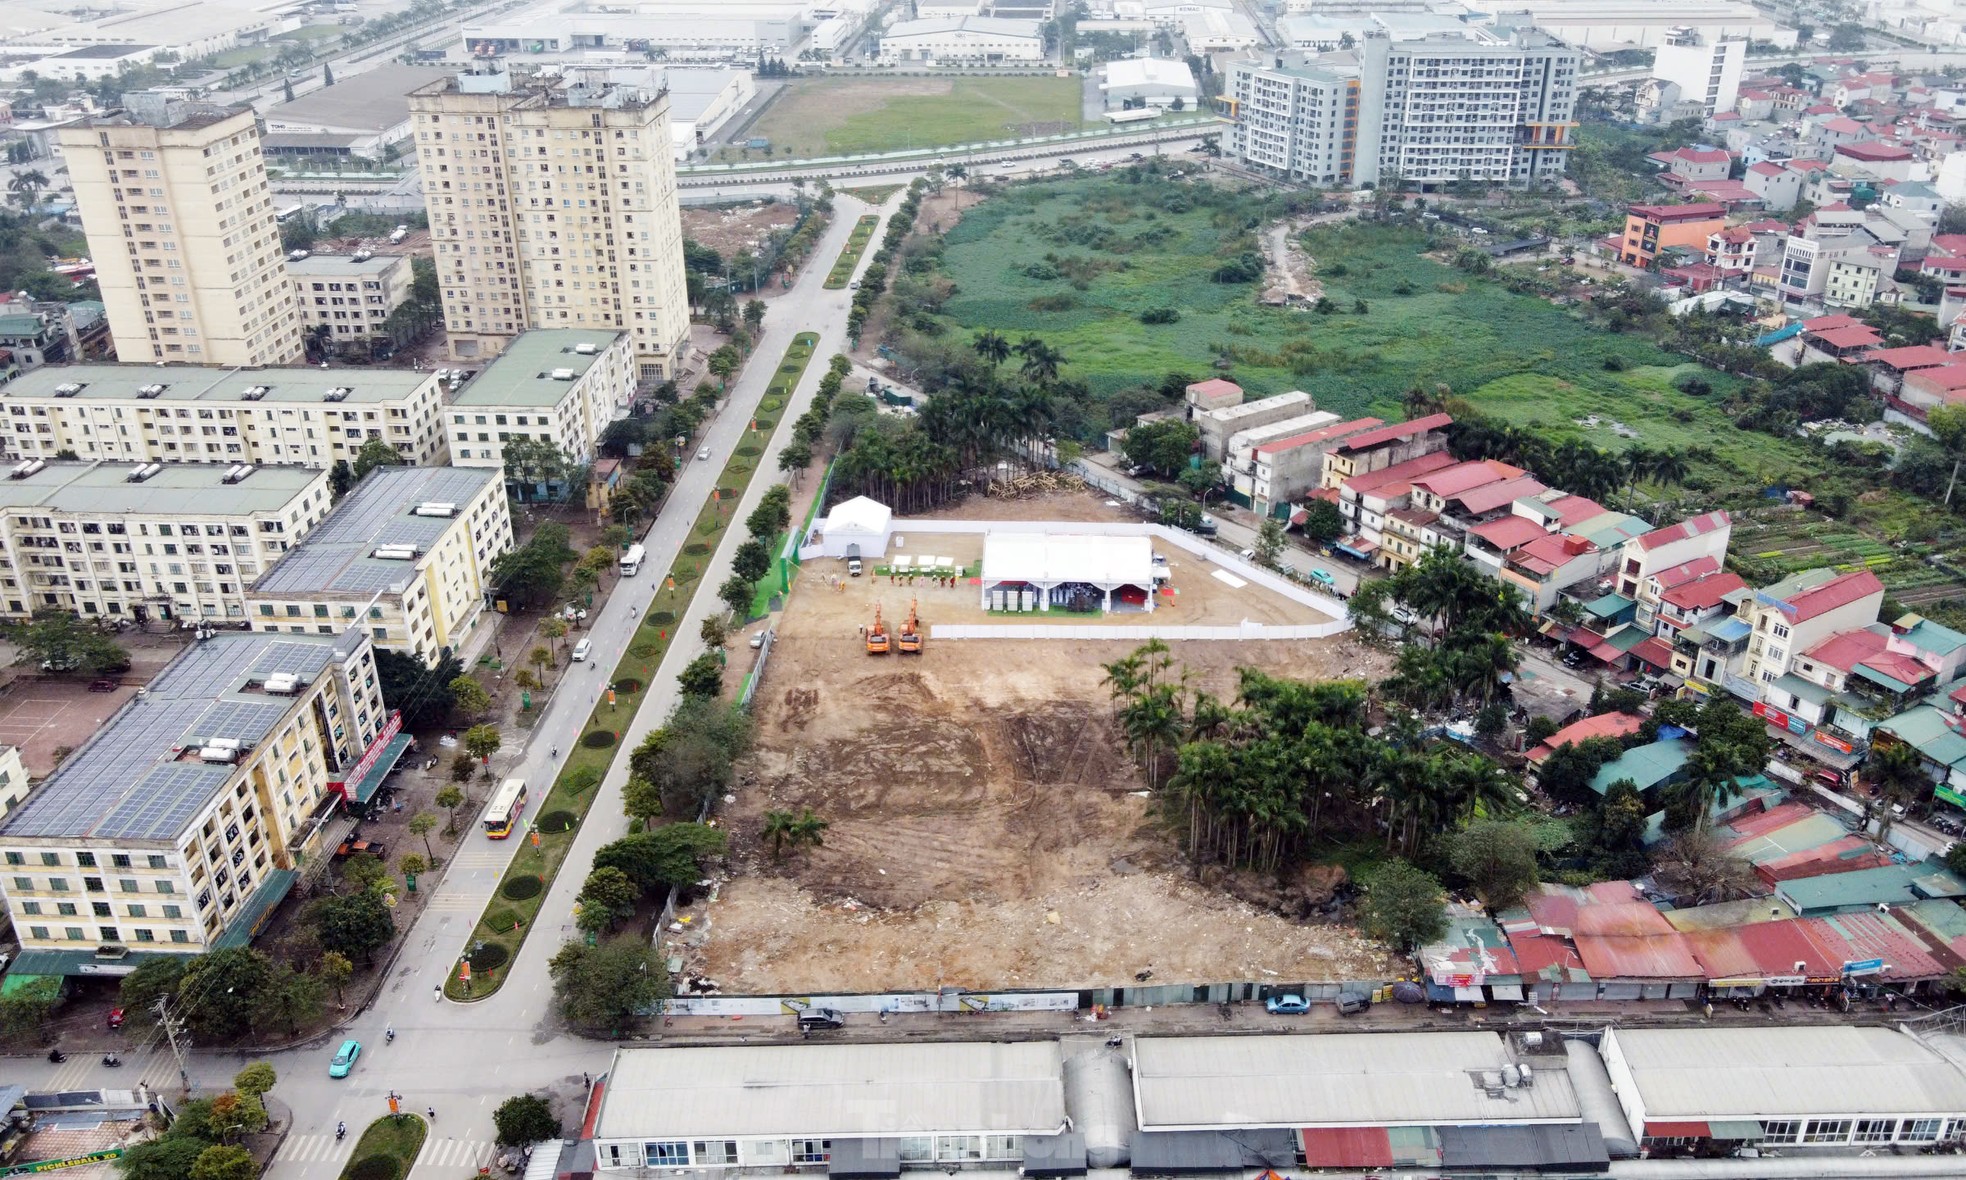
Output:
1014 336 1062 386
947 162 969 209
1649 448 1690 490
1620 444 1657 504
762 808 828 859
972 330 1011 371
8 169 49 210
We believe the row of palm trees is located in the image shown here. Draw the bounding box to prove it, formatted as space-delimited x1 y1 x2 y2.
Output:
1100 647 1519 870
1433 407 1695 510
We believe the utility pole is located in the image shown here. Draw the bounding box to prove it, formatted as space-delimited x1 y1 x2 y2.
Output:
154 994 192 1095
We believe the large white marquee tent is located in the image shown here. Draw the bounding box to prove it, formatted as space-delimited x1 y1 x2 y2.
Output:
980 532 1158 613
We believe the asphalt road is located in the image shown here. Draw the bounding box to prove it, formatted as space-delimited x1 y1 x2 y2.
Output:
0 192 890 1176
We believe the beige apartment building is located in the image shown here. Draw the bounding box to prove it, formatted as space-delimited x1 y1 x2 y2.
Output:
407 65 691 381
59 97 303 368
0 459 332 624
247 465 511 665
288 254 415 354
0 629 396 967
0 365 449 468
446 328 634 471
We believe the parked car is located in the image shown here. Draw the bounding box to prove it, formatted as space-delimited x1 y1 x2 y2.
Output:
696 445 712 461
797 1008 845 1031
87 679 118 693
335 838 387 860
329 1039 361 1078
1265 994 1311 1015
1306 568 1337 590
1335 990 1371 1015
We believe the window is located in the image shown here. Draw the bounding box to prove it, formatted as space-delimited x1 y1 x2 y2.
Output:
40 852 60 866
642 1143 688 1167
985 1136 1022 1160
937 1137 982 1162
65 926 85 941
76 851 96 866
48 877 70 892
897 1139 934 1163
1804 1119 1852 1143
792 1140 831 1164
29 926 49 940
1901 1119 1942 1143
3 852 18 865
1854 1119 1896 1143
10 877 28 892
1772 622 1790 639
170 929 190 943
691 1142 737 1166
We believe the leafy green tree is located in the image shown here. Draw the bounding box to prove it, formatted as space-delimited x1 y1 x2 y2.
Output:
318 951 354 1009
0 975 61 1041
1123 418 1199 476
449 754 476 785
718 574 755 618
1254 519 1286 570
307 890 396 966
8 611 131 675
575 866 640 933
742 299 766 335
448 674 492 718
1358 859 1448 951
547 937 672 1032
700 614 728 649
627 698 751 820
707 344 741 389
190 1145 257 1180
118 1139 210 1180
174 949 277 1039
493 1094 562 1148
1299 497 1344 542
328 460 354 499
436 784 465 834
678 652 723 698
593 825 728 893
342 851 387 893
746 485 792 539
232 1063 277 1100
732 539 771 583
1447 820 1541 912
1588 781 1651 879
118 957 186 1028
1534 735 1625 807
350 437 402 480
465 723 503 768
408 811 439 862
373 647 461 731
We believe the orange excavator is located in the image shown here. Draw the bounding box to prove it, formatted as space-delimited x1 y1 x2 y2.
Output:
866 602 890 655
897 597 923 654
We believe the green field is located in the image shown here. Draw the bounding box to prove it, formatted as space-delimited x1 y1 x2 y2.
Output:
727 76 1084 160
928 176 1831 492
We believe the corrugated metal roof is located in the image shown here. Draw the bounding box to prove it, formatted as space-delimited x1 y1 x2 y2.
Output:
1726 812 1850 865
1131 1034 1580 1130
594 1042 1064 1140
1607 1026 1966 1119
1299 1127 1392 1168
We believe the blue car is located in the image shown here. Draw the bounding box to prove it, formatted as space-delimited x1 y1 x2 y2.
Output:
329 1039 361 1078
1265 995 1311 1015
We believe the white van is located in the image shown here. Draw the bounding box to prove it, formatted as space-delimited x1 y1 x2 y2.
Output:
571 638 593 662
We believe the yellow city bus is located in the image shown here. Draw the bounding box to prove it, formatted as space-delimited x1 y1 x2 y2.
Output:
482 777 528 839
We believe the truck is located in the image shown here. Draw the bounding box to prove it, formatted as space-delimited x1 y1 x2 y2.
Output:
619 543 646 576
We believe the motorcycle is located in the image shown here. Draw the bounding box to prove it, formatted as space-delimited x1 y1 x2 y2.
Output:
336 1123 347 1142
102 1054 122 1068
47 1048 66 1063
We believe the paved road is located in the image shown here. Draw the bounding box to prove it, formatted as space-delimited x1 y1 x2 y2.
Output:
0 192 891 1175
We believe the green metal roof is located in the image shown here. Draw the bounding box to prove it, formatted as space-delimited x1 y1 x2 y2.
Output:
451 329 623 407
1583 593 1635 620
1880 706 1966 768
0 459 324 516
1770 672 1832 706
1777 862 1966 915
1592 739 1690 794
0 314 50 338
213 868 298 949
1897 618 1966 657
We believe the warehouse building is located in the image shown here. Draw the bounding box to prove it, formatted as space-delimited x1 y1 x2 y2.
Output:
1099 58 1198 109
0 365 450 468
1195 391 1314 462
0 460 332 623
1600 1026 1966 1153
980 532 1160 613
0 628 394 974
263 63 455 161
247 466 510 665
877 16 1044 62
445 329 635 483
591 1041 1067 1172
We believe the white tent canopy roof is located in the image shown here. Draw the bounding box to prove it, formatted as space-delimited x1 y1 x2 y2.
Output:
825 495 892 534
982 532 1155 590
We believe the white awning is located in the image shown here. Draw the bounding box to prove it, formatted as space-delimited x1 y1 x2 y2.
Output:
981 533 1155 590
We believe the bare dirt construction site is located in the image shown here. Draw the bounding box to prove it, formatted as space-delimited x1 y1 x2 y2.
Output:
681 201 800 258
682 493 1400 994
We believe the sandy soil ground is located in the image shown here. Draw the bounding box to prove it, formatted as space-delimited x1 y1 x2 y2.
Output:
682 201 799 258
681 493 1393 991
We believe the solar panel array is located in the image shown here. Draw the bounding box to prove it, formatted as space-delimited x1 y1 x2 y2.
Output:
0 632 342 842
253 465 498 595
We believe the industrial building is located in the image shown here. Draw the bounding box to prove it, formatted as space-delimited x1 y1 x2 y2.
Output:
1098 58 1197 110
262 63 457 161
0 460 333 624
877 16 1045 63
246 465 511 665
287 254 416 355
445 329 636 477
1227 22 1581 189
407 65 691 378
979 533 1158 613
0 628 397 974
460 0 832 59
661 68 757 159
1194 390 1313 462
1484 0 1793 49
58 96 303 368
0 365 450 468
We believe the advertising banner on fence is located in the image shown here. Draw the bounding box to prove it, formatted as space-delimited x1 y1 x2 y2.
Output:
664 991 1078 1017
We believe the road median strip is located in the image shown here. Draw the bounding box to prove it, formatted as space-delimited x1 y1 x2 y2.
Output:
445 331 820 1001
824 216 881 289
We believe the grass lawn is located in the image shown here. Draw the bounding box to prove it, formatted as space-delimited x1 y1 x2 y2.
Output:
725 76 1083 160
449 334 820 1001
825 216 880 288
214 44 272 67
931 177 1832 495
339 1115 427 1180
840 183 907 203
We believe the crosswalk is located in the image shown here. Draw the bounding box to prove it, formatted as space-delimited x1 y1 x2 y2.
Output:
448 850 510 870
41 1044 165 1091
414 1136 497 1171
275 1134 494 1172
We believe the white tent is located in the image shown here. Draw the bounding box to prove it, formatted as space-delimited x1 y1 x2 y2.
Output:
812 495 894 559
980 532 1157 613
